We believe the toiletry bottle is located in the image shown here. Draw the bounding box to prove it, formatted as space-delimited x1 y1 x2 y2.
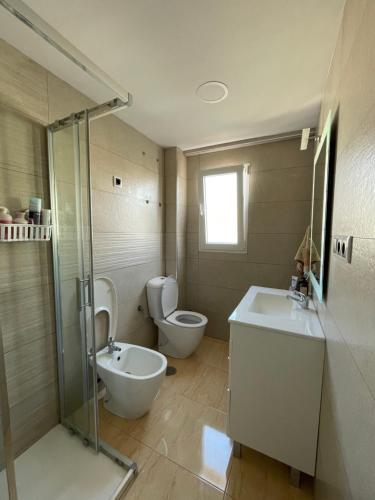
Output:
0 207 12 224
299 275 309 296
29 197 42 225
289 275 298 291
41 208 51 226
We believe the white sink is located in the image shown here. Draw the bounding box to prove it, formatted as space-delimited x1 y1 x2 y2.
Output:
229 286 324 340
248 292 294 316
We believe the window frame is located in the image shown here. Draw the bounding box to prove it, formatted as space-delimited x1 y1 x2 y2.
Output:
198 164 249 253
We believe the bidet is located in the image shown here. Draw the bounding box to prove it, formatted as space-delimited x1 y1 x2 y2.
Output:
96 342 167 419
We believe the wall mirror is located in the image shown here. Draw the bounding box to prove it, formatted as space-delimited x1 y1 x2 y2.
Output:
309 112 332 302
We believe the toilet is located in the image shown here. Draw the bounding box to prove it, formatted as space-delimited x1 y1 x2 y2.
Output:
146 276 208 358
91 276 167 419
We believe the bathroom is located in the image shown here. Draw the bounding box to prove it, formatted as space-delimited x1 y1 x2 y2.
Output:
0 0 374 499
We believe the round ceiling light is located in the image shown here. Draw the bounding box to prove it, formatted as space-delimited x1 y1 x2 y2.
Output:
196 81 229 103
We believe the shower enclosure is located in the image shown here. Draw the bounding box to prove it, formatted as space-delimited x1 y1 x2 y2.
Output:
51 105 143 481
48 103 136 457
0 1 137 497
0 101 136 500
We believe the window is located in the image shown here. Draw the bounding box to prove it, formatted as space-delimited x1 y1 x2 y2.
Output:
198 164 249 252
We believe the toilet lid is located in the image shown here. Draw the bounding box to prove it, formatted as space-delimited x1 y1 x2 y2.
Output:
94 276 118 340
161 276 178 317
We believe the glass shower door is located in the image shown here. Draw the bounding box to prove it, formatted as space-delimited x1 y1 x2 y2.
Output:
48 112 99 450
0 324 17 500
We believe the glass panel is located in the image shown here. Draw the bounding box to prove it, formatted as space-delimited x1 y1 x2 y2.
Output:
49 116 97 447
0 414 10 500
77 117 98 446
203 172 238 244
0 325 16 500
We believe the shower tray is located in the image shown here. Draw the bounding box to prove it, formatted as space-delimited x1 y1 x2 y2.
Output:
0 425 135 500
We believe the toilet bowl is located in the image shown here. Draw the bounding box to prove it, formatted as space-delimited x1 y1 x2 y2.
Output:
91 276 167 419
146 276 208 358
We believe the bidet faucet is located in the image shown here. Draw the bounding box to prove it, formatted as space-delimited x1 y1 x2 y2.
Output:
107 337 121 354
287 290 310 309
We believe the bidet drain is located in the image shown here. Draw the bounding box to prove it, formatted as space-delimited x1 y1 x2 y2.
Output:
166 366 177 376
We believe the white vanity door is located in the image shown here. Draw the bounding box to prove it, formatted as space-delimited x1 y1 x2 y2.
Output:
228 323 324 476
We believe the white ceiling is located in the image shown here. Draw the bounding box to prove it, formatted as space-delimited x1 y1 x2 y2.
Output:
2 0 345 149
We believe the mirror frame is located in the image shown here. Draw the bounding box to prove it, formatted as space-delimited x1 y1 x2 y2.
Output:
309 111 332 302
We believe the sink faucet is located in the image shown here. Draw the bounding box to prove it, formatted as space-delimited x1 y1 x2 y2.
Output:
108 337 121 354
287 290 310 309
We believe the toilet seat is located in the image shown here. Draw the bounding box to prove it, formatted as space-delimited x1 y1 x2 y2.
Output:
166 310 207 328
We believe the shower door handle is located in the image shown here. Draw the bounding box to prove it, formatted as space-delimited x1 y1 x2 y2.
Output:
86 274 92 307
76 275 92 309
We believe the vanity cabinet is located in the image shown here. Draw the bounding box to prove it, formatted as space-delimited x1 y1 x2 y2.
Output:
227 286 325 476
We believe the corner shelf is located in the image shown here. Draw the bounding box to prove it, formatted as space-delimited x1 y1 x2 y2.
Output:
0 224 52 242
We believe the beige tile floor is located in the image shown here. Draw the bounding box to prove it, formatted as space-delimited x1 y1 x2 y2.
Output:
99 336 314 499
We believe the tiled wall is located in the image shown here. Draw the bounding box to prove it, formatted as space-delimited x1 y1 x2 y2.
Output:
165 147 187 307
186 139 314 340
0 39 164 455
313 1 375 498
89 103 164 348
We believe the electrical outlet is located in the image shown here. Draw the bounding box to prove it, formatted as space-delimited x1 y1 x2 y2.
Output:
113 176 122 188
333 235 353 263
